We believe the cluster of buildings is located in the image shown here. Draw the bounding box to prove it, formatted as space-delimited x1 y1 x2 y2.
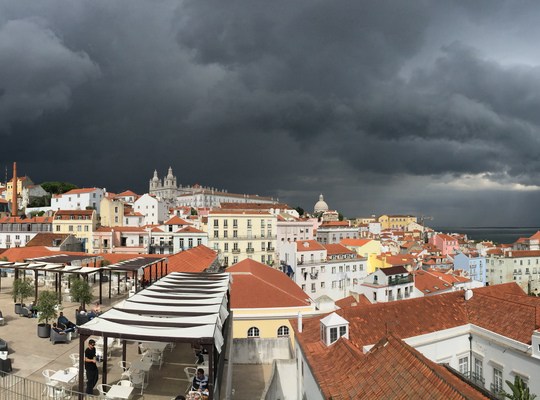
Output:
1 164 540 398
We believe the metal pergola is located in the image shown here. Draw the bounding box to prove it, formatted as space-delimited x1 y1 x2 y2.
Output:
76 272 231 400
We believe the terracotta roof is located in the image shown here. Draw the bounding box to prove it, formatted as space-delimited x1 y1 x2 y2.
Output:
319 221 350 227
413 269 456 294
0 216 53 223
379 265 409 275
323 243 357 256
177 226 204 234
61 188 100 195
295 283 536 354
340 238 372 247
229 259 311 308
307 334 489 399
0 246 56 262
530 231 540 240
115 190 138 197
436 233 457 241
165 245 217 273
335 295 371 308
380 254 416 266
54 210 94 216
25 233 70 247
98 253 164 265
506 250 540 258
296 240 325 252
164 216 191 225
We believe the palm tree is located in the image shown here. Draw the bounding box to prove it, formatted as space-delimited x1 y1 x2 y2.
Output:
504 376 537 400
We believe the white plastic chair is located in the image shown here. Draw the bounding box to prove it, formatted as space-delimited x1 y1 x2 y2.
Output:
129 370 148 395
184 367 197 392
116 380 133 387
97 383 112 399
118 360 132 379
42 369 57 385
69 353 79 367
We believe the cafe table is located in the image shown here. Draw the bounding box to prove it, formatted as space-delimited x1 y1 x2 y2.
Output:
50 369 78 385
143 341 168 352
106 384 134 399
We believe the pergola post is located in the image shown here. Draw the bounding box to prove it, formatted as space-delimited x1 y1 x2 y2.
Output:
33 270 38 302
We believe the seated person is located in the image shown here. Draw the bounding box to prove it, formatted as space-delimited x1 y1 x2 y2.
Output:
28 301 38 317
57 311 76 330
87 302 101 320
191 368 209 394
52 322 75 334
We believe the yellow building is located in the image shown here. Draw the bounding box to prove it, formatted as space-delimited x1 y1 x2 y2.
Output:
99 196 125 227
53 209 97 253
378 214 417 230
340 238 381 273
229 259 316 343
207 210 277 267
5 176 33 203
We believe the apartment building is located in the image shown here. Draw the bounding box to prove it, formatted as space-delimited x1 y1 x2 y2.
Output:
454 251 487 284
93 226 149 254
52 210 97 252
359 265 415 303
378 214 417 230
51 187 105 213
486 249 540 293
207 210 277 267
99 196 125 227
316 221 359 244
0 215 53 248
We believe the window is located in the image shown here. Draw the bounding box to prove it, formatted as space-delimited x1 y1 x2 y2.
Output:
233 256 238 264
197 238 202 245
459 356 469 374
188 238 193 248
223 220 228 228
332 267 336 274
493 368 503 392
247 327 260 337
233 219 238 228
261 255 265 263
223 230 228 238
339 326 346 337
311 283 316 293
233 230 237 238
474 358 483 379
84 226 89 232
329 327 338 343
277 325 289 337
214 220 219 227
214 230 218 238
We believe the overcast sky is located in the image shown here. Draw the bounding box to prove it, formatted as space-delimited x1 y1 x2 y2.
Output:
1 1 540 226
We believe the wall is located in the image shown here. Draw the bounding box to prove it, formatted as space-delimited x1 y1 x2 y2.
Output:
232 337 291 364
263 359 297 400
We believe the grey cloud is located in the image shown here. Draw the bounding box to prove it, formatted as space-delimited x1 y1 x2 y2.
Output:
0 17 100 130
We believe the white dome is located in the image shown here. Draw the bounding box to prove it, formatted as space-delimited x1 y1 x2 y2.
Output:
314 194 329 213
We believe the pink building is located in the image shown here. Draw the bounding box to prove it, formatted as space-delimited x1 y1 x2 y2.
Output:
429 233 459 256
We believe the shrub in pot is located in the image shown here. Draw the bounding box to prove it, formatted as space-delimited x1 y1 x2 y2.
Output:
70 276 93 310
36 290 58 338
12 278 33 315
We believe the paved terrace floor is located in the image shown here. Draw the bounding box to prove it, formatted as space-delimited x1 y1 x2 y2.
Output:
0 277 272 400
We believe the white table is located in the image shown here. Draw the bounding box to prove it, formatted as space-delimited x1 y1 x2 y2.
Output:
106 385 134 399
143 341 168 352
50 369 78 384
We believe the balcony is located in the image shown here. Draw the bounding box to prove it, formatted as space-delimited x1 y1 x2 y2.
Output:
267 247 275 252
232 249 240 254
310 272 319 280
388 295 395 301
463 372 485 388
246 248 254 253
490 383 505 399
388 275 414 286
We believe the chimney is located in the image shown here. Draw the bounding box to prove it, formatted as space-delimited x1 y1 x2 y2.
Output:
298 312 303 333
464 289 473 301
12 162 17 217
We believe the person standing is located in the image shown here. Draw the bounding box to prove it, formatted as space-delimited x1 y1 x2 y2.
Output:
84 339 99 394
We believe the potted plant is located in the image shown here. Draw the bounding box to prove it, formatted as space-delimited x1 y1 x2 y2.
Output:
12 278 33 315
36 290 57 338
70 276 93 310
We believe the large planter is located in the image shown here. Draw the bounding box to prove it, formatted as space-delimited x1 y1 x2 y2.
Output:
14 303 22 315
37 323 51 338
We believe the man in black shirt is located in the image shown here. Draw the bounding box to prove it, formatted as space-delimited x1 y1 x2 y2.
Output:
84 339 98 394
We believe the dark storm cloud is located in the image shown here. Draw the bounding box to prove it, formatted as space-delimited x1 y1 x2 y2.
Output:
1 1 540 225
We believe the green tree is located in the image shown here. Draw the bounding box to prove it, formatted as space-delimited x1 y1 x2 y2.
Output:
70 277 93 308
12 278 33 305
37 290 58 325
40 181 78 195
295 206 305 216
190 207 198 216
504 376 537 400
338 213 344 221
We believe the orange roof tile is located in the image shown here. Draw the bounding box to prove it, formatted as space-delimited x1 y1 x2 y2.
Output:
165 245 217 273
296 240 325 252
177 226 204 234
229 259 310 308
340 238 372 247
62 188 101 195
164 216 191 225
323 243 356 256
